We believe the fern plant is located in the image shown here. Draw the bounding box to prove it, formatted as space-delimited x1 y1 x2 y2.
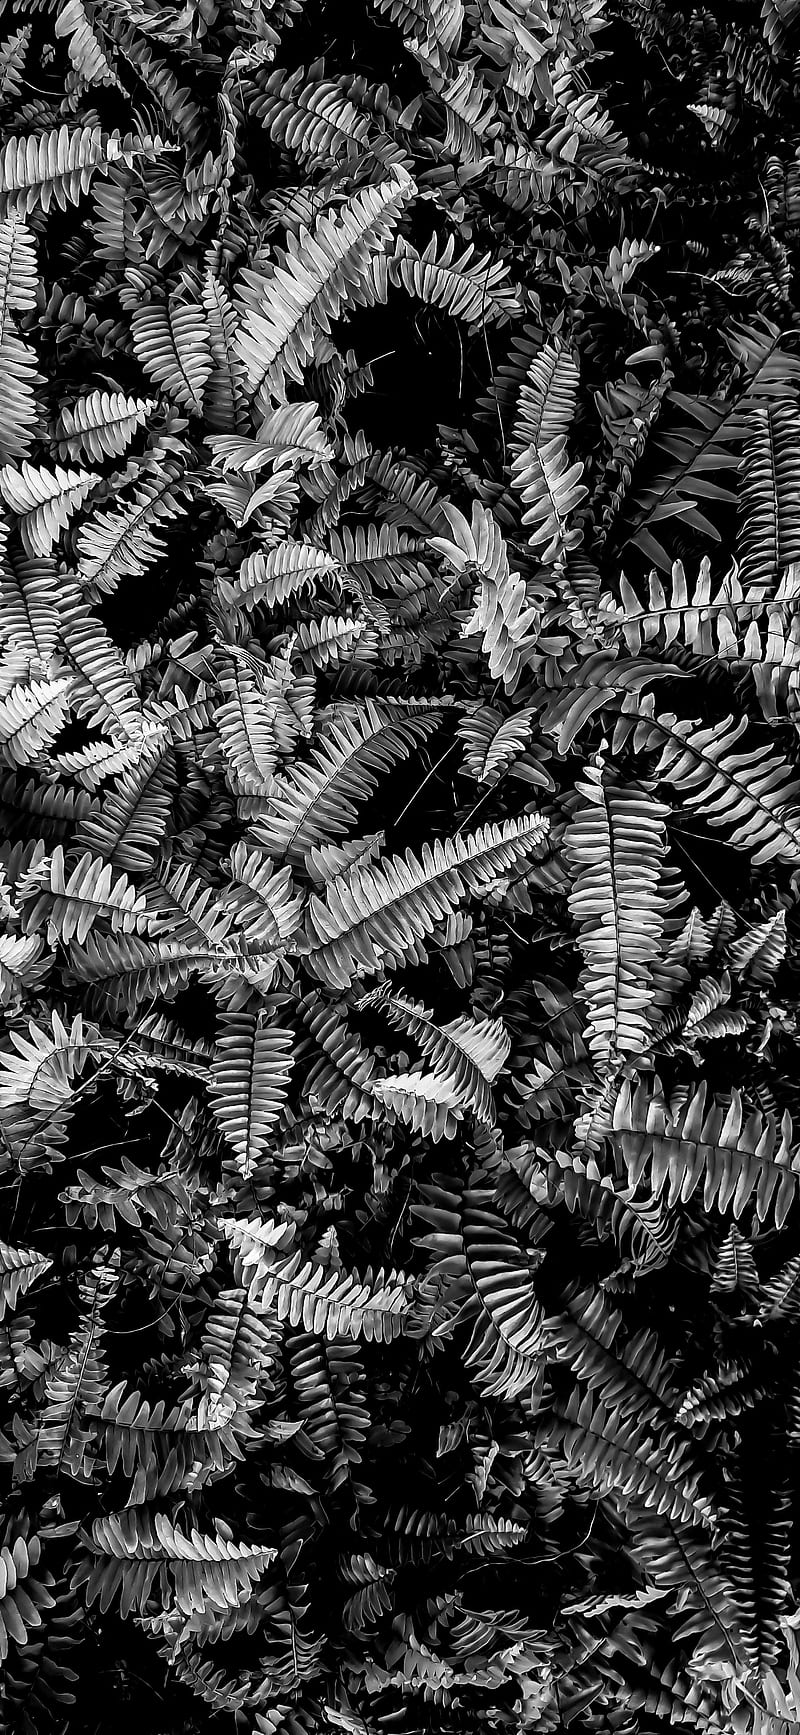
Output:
1 2 800 1733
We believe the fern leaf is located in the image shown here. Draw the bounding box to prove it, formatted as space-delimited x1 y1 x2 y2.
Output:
612 1076 799 1227
199 1287 281 1421
0 1536 55 1663
565 766 670 1066
432 500 540 691
738 403 800 587
615 694 800 865
55 0 120 89
0 675 71 767
303 813 549 990
0 126 143 218
511 336 581 454
201 269 248 434
218 540 342 613
209 1014 294 1178
541 1387 713 1526
369 988 510 1122
0 1240 51 1320
234 169 414 401
372 1069 464 1141
369 0 464 54
253 65 409 172
251 699 437 865
388 234 521 329
75 458 184 594
0 214 37 325
418 1184 544 1400
55 390 153 464
17 845 153 946
74 1510 275 1617
0 461 99 556
224 1217 411 1341
131 296 212 417
0 545 59 663
512 434 588 564
214 663 279 796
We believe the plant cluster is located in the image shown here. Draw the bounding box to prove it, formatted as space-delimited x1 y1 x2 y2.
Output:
2 0 800 1731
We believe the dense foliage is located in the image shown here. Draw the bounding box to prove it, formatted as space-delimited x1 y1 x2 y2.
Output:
4 0 800 1731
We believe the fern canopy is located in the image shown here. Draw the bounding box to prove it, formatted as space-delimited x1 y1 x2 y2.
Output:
3 3 800 1735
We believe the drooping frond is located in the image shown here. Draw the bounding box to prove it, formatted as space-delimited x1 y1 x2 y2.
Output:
73 1510 276 1617
387 234 521 329
0 1239 51 1320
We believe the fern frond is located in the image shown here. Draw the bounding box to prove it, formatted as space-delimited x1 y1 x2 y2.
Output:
253 65 408 172
387 234 520 329
72 739 176 871
432 500 540 691
199 1287 281 1421
615 694 800 865
418 1184 544 1400
0 461 99 556
75 457 185 594
0 1536 55 1664
209 1014 294 1178
218 540 342 613
0 126 146 218
17 845 153 946
55 390 154 464
58 580 144 739
55 0 120 89
0 1240 51 1320
234 169 414 401
0 545 59 663
541 1387 713 1526
612 1076 799 1227
131 295 212 417
368 988 510 1122
738 403 800 587
0 674 71 767
511 336 581 454
565 765 670 1067
0 214 38 326
251 699 437 865
224 1217 411 1341
302 814 548 989
74 1510 275 1617
511 434 588 564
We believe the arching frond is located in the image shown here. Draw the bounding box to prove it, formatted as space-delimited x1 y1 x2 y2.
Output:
234 169 415 401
